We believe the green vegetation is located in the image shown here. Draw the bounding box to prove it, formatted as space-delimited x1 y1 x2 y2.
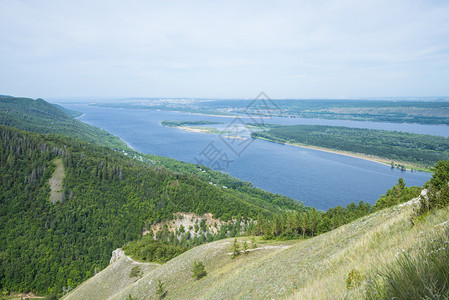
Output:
0 125 300 296
251 200 372 240
243 240 248 254
64 159 449 298
231 238 240 258
65 204 449 299
62 252 159 300
161 120 222 127
366 227 449 299
346 269 364 290
254 99 449 125
52 104 83 118
192 261 207 280
123 237 187 264
0 96 303 297
4 95 449 299
125 294 138 300
0 96 127 149
155 279 166 299
412 159 449 222
252 124 449 170
372 178 421 211
129 266 143 279
1 96 301 215
429 159 449 189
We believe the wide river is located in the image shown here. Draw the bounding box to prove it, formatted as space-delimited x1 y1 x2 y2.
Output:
62 104 439 210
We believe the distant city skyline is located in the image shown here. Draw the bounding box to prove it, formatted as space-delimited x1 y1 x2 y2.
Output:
1 0 449 99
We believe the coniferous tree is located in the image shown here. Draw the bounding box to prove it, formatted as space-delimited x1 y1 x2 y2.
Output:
231 238 240 258
192 261 207 280
243 240 248 254
155 279 166 299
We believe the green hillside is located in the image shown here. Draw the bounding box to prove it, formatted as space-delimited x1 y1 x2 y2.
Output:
0 96 300 212
0 125 303 296
0 96 126 149
63 200 449 299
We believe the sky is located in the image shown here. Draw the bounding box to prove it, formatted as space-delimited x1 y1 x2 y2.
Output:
1 0 449 99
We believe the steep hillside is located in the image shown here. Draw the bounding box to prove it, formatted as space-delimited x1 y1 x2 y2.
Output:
63 199 449 299
63 251 159 300
0 96 127 149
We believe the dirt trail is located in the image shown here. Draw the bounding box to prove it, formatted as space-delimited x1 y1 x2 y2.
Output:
49 158 65 204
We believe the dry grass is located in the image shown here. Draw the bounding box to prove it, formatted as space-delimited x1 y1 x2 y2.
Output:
64 200 449 299
62 256 159 300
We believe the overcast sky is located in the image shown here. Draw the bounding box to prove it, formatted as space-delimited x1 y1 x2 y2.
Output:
1 0 448 99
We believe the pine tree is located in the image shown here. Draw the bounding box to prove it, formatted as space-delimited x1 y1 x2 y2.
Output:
300 212 308 238
251 237 257 249
231 237 240 258
155 279 166 299
192 261 207 280
243 240 248 254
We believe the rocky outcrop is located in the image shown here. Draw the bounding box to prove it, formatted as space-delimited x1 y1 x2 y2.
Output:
110 248 125 264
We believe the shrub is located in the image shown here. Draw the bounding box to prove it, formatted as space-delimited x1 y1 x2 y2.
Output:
231 238 240 258
129 266 143 279
155 279 166 299
243 240 248 254
192 260 207 280
346 269 364 290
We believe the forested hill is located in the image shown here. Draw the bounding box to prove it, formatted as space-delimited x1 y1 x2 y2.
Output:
0 96 126 149
0 125 302 294
0 96 298 205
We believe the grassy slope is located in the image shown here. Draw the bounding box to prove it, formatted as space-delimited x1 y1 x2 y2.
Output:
63 256 159 300
64 200 449 299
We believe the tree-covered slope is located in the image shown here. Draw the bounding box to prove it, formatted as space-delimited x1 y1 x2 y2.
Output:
0 126 300 295
0 96 126 149
0 96 300 212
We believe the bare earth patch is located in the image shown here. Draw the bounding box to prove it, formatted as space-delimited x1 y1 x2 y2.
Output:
49 157 65 204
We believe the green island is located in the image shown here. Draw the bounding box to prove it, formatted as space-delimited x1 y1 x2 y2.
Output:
251 124 449 172
1 96 449 299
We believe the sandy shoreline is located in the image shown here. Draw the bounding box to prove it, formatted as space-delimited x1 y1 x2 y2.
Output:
254 137 430 172
177 126 212 133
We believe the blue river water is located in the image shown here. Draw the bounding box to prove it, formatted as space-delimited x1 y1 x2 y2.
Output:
61 104 437 210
